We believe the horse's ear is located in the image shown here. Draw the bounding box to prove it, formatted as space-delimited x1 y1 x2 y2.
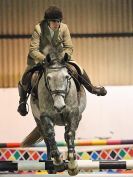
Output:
62 53 70 64
46 54 52 64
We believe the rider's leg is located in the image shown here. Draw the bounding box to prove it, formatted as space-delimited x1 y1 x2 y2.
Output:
17 67 32 116
68 61 107 96
81 69 107 96
17 81 28 116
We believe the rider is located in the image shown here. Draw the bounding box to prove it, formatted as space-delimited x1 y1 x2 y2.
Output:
18 6 107 116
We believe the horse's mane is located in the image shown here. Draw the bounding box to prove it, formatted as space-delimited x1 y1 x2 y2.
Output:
44 45 65 61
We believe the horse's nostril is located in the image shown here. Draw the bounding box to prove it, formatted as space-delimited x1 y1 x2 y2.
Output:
54 105 66 112
61 105 66 110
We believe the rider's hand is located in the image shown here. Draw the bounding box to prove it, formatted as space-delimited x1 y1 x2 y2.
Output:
36 60 45 67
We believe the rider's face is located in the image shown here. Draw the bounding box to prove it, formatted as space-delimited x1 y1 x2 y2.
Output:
49 20 60 31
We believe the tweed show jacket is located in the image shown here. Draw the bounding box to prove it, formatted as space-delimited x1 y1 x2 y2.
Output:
27 20 73 66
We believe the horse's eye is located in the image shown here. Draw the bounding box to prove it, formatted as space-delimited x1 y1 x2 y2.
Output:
66 75 71 80
47 76 51 80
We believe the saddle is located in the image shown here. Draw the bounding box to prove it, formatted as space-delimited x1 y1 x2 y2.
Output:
31 70 43 99
21 63 43 98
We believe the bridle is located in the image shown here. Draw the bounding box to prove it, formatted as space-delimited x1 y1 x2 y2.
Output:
44 66 71 98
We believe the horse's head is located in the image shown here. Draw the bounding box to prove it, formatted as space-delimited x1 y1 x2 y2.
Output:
44 53 71 112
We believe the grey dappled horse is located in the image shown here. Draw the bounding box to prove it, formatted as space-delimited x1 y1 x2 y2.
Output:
21 53 86 175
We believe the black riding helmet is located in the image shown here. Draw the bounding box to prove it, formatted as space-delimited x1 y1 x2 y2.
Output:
44 6 63 22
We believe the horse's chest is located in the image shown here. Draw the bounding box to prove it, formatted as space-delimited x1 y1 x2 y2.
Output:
45 111 67 126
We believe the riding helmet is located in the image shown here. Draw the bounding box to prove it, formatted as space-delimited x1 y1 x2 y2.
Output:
44 6 63 21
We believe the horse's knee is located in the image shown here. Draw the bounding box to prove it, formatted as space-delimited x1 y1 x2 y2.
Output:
65 131 75 139
65 131 75 146
40 115 55 137
65 131 76 160
40 114 53 127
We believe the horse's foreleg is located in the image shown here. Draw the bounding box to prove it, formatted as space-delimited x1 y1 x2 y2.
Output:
65 109 80 160
64 110 80 175
65 125 79 176
34 117 52 160
64 126 76 160
39 115 62 164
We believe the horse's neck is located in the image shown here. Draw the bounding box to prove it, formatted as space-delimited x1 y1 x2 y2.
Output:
38 74 50 96
37 74 54 111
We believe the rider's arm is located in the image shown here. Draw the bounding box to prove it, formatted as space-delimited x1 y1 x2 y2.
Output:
62 24 73 57
29 24 45 63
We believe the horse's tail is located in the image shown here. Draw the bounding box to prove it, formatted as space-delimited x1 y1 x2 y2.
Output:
21 126 43 147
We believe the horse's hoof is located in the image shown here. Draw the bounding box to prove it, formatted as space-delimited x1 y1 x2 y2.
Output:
54 154 63 164
68 160 78 170
68 152 76 161
47 170 57 174
68 160 79 176
68 167 79 176
54 161 67 172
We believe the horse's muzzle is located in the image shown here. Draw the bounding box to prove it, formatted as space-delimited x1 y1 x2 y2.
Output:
53 95 66 112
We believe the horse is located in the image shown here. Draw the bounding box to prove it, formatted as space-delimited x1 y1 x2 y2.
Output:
21 53 87 175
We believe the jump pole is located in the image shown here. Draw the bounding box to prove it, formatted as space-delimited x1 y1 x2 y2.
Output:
1 175 133 177
1 139 133 148
1 160 133 172
0 175 133 177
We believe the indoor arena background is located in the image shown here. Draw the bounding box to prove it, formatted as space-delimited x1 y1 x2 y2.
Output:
0 0 133 142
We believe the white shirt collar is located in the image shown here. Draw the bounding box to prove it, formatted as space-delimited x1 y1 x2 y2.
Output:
48 26 54 38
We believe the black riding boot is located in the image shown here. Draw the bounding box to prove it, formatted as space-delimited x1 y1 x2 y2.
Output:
17 82 28 116
81 70 107 96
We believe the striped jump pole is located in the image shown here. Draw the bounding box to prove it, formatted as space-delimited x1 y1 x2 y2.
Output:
1 139 133 148
1 160 133 172
0 175 133 177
